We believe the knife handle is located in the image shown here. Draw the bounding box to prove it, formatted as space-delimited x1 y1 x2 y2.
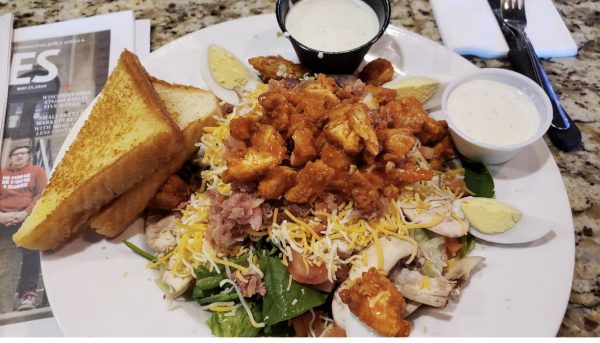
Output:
507 49 582 151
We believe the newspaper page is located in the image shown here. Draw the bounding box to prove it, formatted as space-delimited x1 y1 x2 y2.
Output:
0 11 136 326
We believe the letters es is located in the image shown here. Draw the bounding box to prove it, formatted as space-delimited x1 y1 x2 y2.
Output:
10 49 60 85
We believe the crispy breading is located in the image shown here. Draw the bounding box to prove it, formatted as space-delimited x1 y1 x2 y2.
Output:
350 169 385 212
224 124 286 183
359 58 395 86
147 175 190 211
324 118 363 156
417 117 448 145
248 55 308 81
290 127 317 167
422 135 454 170
259 91 293 132
324 102 364 155
258 166 297 199
348 103 380 156
285 160 335 203
320 143 352 171
381 97 428 134
379 128 417 163
340 268 411 337
385 162 434 186
224 149 280 183
364 84 397 105
251 124 287 162
229 116 257 140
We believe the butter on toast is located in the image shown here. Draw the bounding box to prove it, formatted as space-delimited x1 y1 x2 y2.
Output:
13 50 184 250
89 78 220 238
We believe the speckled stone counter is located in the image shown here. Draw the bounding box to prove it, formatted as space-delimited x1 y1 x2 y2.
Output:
2 0 598 337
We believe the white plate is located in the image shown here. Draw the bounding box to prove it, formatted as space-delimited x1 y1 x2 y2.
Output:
41 14 574 337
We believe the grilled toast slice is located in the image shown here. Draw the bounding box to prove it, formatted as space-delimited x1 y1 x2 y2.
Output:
13 50 184 250
89 78 220 237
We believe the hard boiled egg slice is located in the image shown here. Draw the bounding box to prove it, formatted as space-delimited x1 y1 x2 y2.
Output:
454 197 553 244
199 44 259 106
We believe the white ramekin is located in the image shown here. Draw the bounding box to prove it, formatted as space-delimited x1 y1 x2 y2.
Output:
442 68 552 164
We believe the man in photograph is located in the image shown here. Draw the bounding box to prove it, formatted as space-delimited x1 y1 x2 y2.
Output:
0 145 47 312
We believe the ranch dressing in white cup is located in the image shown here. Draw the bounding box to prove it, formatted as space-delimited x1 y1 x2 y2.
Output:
285 0 380 53
447 79 540 147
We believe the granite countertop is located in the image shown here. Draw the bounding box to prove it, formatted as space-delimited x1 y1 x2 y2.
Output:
2 0 599 337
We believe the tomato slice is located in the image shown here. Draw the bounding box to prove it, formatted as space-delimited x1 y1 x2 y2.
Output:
445 237 463 258
287 250 329 285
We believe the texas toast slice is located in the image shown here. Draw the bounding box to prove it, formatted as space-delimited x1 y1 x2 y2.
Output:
89 78 220 237
13 50 184 250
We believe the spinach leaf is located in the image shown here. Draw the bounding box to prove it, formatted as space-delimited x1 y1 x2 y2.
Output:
207 303 262 337
261 321 296 337
260 254 327 325
460 157 495 198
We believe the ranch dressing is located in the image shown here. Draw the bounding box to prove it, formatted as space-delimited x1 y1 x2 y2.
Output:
447 79 539 146
285 0 379 53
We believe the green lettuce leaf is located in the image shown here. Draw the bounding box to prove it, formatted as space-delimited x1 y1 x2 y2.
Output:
207 303 262 337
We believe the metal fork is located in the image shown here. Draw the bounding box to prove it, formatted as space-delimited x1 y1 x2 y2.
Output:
500 0 571 130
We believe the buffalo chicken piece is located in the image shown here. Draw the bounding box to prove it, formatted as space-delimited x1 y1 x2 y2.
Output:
340 268 411 337
229 116 257 140
364 84 397 106
359 58 395 86
148 175 190 211
379 128 417 163
348 102 380 156
248 55 308 81
381 97 428 134
417 117 449 145
251 124 287 161
259 91 293 132
350 169 385 212
285 160 335 203
258 166 297 199
224 124 286 183
290 127 318 166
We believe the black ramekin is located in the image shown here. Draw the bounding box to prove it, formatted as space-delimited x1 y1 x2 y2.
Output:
276 0 391 75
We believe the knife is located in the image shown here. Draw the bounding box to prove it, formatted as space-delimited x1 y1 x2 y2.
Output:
487 0 582 152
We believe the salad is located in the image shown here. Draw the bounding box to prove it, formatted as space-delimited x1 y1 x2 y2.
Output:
130 56 487 337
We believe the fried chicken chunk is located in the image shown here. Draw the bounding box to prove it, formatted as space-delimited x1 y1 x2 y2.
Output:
359 58 394 86
340 268 411 337
285 160 335 203
258 166 296 199
348 103 380 156
290 127 317 166
324 102 379 156
364 84 397 106
379 128 417 163
382 97 428 134
229 116 257 140
248 55 308 81
224 124 286 183
148 175 190 211
259 91 293 132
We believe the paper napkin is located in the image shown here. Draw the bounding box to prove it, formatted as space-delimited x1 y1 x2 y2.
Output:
430 0 578 59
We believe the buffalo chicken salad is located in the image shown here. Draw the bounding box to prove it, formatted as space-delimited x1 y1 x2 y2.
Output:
132 56 486 337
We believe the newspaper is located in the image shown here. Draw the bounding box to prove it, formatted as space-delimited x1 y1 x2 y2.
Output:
0 10 147 327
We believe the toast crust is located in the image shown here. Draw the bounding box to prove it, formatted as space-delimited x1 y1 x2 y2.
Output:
13 50 184 250
89 78 219 237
